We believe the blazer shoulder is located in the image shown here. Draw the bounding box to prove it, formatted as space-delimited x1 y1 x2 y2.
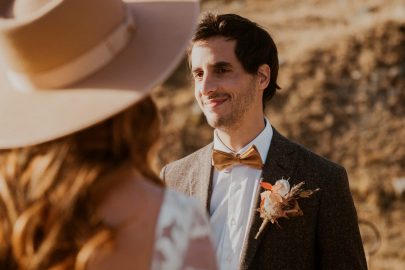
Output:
283 137 349 194
165 143 213 172
293 141 344 173
161 143 213 186
271 130 346 184
273 128 344 174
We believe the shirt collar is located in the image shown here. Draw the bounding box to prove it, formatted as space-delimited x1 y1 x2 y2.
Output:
213 117 273 164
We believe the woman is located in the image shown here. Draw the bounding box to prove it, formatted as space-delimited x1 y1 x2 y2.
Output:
0 0 217 269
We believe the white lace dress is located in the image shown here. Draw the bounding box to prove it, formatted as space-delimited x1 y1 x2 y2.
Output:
151 189 216 270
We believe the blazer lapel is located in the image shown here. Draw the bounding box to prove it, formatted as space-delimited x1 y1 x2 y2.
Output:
188 143 214 212
239 129 298 269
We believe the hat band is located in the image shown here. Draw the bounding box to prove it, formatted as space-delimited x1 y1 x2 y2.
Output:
5 7 135 91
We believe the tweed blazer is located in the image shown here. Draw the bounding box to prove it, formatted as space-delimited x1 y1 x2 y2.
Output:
161 129 367 270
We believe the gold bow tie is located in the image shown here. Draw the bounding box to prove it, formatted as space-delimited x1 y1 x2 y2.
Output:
212 145 263 171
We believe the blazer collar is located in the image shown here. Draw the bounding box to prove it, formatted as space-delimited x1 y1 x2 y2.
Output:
239 128 298 269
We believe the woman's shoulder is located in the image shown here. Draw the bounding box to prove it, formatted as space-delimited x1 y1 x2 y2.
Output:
89 173 215 270
88 172 164 270
97 171 164 226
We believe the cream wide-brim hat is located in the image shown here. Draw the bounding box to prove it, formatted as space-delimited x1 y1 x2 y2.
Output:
0 0 199 149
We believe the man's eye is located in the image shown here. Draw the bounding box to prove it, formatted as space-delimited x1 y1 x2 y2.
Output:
216 68 228 74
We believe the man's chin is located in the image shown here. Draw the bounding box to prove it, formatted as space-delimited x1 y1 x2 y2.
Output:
205 115 222 129
205 115 234 129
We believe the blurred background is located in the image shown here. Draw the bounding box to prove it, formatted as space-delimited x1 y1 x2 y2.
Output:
152 0 404 269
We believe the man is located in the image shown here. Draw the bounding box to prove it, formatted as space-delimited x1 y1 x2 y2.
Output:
161 13 367 270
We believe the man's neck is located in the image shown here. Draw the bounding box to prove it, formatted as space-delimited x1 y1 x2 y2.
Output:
216 115 266 152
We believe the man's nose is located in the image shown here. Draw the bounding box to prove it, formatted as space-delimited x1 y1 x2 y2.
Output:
198 75 217 96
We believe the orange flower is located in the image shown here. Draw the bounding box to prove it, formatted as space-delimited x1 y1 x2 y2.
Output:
255 179 319 239
260 182 273 190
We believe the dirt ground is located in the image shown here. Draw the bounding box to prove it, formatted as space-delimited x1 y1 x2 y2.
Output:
152 1 405 269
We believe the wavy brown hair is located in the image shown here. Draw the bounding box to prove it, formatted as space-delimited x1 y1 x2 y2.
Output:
0 96 162 270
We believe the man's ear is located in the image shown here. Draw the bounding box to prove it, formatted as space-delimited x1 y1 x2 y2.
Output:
257 64 270 91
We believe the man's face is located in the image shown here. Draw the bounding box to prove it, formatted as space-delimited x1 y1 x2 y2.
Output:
190 37 263 130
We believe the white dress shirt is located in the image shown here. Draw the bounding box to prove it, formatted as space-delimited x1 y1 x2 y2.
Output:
210 118 273 270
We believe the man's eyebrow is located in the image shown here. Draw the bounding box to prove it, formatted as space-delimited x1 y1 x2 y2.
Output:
213 61 232 69
191 61 232 73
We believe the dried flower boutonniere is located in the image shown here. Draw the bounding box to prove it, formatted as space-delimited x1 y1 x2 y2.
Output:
255 178 319 239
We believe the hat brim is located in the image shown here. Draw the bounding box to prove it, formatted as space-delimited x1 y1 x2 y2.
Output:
0 0 199 149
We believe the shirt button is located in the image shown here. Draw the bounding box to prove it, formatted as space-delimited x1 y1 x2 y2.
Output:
231 218 236 226
227 254 232 262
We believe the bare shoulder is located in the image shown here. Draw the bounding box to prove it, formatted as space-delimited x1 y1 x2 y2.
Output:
88 169 164 270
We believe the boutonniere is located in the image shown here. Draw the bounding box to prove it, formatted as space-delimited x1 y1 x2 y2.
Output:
255 178 319 239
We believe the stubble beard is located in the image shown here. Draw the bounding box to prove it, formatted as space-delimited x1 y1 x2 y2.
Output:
203 84 257 132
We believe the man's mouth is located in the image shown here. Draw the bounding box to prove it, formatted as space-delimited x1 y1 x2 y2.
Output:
203 94 230 108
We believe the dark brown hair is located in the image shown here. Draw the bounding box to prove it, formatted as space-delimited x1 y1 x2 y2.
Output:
190 13 281 108
0 96 161 269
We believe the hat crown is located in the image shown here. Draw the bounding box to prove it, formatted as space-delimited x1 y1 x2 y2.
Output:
0 0 130 89
13 0 54 18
